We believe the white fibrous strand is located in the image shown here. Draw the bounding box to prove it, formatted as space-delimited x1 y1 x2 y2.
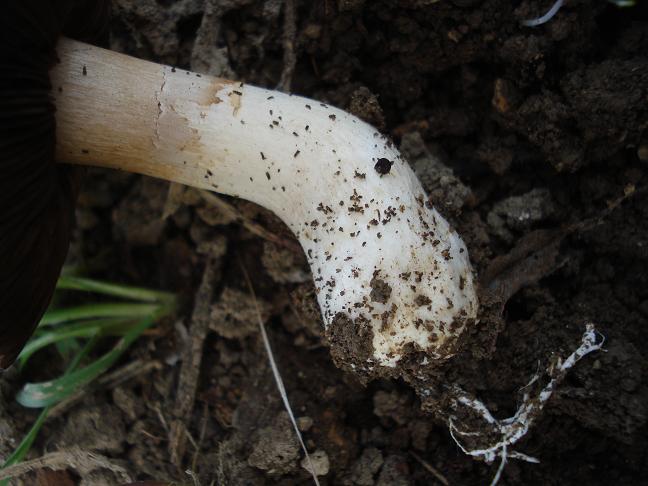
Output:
521 0 564 27
446 324 605 485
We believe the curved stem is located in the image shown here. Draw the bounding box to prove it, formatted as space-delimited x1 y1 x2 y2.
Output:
51 38 478 375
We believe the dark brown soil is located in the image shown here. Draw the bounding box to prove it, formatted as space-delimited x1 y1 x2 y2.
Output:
3 0 648 484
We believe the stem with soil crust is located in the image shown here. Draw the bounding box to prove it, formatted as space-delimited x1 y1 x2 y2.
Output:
51 38 478 376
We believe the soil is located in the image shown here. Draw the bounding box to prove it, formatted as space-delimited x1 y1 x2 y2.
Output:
2 0 648 484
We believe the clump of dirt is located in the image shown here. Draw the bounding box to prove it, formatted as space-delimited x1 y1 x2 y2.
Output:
369 276 392 304
247 411 301 476
2 1 648 485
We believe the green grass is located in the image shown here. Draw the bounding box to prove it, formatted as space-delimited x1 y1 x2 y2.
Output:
0 275 175 484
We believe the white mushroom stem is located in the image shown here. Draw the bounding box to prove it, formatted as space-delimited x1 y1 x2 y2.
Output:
51 38 478 373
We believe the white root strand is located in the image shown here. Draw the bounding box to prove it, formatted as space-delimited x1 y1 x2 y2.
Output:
447 324 605 485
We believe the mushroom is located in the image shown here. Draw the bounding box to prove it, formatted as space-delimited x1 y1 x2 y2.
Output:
1 1 478 378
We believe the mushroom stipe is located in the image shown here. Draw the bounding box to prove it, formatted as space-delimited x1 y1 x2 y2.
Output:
1 0 478 381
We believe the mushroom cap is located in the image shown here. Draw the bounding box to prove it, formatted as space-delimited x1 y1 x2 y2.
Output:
0 0 109 369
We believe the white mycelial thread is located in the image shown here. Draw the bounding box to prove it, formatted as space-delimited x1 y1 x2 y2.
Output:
446 324 605 485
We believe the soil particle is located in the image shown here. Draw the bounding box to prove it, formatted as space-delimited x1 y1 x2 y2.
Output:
214 439 264 486
373 390 413 426
209 287 272 339
348 86 386 130
491 78 522 115
374 158 393 176
487 188 556 242
345 447 384 486
247 411 300 476
56 404 126 454
556 339 648 445
475 135 516 175
0 371 18 460
297 416 314 432
401 132 474 214
428 106 477 138
414 294 432 307
326 313 375 377
376 454 411 486
560 59 648 164
408 419 432 451
369 277 392 304
301 449 330 477
499 89 584 172
261 241 310 284
196 232 228 258
496 58 648 172
288 283 325 338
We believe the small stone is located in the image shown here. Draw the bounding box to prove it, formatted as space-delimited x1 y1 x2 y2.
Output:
297 416 314 432
301 449 330 476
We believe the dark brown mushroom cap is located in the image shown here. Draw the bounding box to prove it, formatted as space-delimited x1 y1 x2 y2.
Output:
0 0 110 369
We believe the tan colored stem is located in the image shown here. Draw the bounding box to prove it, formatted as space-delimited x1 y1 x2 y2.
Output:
51 37 234 189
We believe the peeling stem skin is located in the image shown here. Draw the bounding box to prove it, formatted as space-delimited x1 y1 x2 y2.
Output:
51 38 479 373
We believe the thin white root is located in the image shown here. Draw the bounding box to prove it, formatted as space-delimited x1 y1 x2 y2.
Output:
521 0 564 27
447 324 605 485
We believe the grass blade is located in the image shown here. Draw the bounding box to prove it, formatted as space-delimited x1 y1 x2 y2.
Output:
16 317 154 408
0 336 101 484
56 276 174 303
1 275 175 482
18 317 138 367
39 303 162 326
